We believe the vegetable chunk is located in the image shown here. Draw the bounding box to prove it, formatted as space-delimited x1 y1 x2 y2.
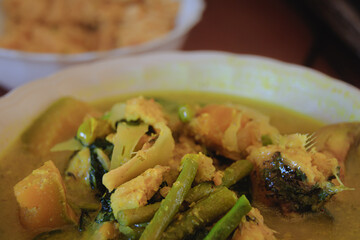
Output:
232 208 277 240
13 161 78 232
125 96 167 125
111 165 170 216
103 122 175 191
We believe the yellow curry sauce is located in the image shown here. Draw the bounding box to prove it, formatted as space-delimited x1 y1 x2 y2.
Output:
0 91 359 240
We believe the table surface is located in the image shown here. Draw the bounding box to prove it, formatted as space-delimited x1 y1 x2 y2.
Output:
0 0 359 97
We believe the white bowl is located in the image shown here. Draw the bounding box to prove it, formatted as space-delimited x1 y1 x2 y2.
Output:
0 51 359 154
0 0 205 89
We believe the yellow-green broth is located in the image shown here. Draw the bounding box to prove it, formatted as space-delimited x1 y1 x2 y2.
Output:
1 91 359 240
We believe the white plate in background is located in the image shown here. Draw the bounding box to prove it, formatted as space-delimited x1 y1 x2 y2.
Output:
0 0 205 89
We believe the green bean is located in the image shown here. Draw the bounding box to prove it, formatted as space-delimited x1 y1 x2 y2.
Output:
163 187 238 240
119 225 144 240
204 195 252 240
221 160 253 188
139 154 199 240
185 182 216 203
178 104 194 123
117 202 161 226
185 160 253 204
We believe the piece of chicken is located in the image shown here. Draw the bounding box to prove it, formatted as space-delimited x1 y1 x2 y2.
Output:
188 104 279 160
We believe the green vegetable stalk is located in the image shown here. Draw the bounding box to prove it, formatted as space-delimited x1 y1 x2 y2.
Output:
117 201 161 226
221 160 253 188
163 187 238 240
139 154 199 240
204 195 252 240
184 182 216 203
185 160 253 203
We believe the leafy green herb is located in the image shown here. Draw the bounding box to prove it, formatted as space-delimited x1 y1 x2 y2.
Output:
88 139 113 195
262 151 348 212
95 191 115 223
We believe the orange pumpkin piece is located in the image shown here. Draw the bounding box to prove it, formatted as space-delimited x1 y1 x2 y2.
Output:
13 160 79 232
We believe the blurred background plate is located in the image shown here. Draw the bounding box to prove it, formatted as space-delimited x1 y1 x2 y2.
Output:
0 51 359 153
0 0 205 89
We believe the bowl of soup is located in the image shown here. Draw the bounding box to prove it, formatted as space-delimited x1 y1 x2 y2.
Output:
0 51 359 240
0 0 205 89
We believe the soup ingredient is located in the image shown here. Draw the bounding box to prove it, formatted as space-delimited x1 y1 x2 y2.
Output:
91 221 119 240
204 195 252 240
185 182 217 204
221 159 254 187
315 122 360 176
21 97 97 155
194 152 216 184
80 221 119 240
64 147 102 210
95 191 115 224
189 104 279 160
117 201 162 226
103 122 174 191
125 96 167 126
13 161 78 232
232 208 276 240
65 148 92 187
140 154 199 240
248 134 349 213
110 123 148 170
163 187 238 240
51 138 83 152
178 104 195 123
185 160 253 203
76 117 112 146
118 224 145 240
110 165 170 216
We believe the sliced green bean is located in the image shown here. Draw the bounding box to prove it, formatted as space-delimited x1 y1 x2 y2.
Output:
163 187 238 240
139 154 199 240
117 201 161 226
119 225 144 240
185 182 216 203
185 160 253 204
204 195 252 240
221 160 253 188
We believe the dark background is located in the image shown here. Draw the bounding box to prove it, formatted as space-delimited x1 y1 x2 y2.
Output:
1 0 359 97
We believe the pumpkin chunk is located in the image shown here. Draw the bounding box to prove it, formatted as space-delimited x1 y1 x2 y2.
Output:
14 160 78 232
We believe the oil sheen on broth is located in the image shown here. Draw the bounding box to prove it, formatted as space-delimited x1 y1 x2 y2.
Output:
0 91 358 240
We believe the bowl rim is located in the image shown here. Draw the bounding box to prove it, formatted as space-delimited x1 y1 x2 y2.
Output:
0 0 205 63
4 50 359 99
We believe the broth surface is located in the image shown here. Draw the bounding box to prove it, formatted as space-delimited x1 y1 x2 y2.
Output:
1 91 358 240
